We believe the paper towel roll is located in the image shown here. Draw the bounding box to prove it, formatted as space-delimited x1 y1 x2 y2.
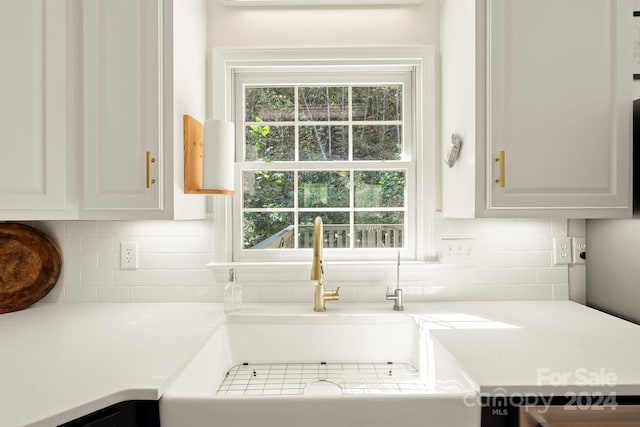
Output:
203 119 235 192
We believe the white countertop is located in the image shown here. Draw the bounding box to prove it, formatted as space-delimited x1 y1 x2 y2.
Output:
0 303 224 427
2 301 640 426
412 301 640 396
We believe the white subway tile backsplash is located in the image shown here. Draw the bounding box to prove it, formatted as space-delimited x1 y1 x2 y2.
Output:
82 237 114 253
59 237 83 254
551 218 568 236
478 252 519 267
98 253 120 270
37 221 66 238
518 252 552 267
552 284 570 300
535 235 553 251
81 269 115 287
193 286 224 302
487 284 524 301
477 235 535 252
520 284 553 301
403 286 425 300
438 267 537 286
61 268 82 287
356 286 389 303
66 221 98 237
130 286 195 303
139 253 196 270
291 286 310 303
146 270 213 286
65 286 98 302
258 286 294 303
141 236 210 253
241 286 261 303
42 281 65 303
98 221 132 237
536 267 568 284
132 220 201 236
114 270 147 286
98 287 131 303
36 217 568 304
65 254 99 272
422 285 487 302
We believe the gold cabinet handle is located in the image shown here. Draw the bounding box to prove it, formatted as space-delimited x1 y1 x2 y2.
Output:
495 150 505 188
146 151 156 188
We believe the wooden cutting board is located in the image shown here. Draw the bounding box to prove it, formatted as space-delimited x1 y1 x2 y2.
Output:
0 223 61 314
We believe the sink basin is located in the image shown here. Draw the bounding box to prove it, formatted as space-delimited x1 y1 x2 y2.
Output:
160 307 480 427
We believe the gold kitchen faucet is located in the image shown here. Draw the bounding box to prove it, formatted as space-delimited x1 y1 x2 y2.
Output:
311 216 339 312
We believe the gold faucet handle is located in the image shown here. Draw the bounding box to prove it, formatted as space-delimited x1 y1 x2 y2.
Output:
325 286 340 299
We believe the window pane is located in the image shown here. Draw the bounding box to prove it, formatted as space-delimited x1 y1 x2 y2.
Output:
354 212 404 248
298 171 350 208
352 86 402 121
245 126 295 161
299 125 348 161
353 125 401 160
299 212 350 249
243 171 294 209
244 212 294 249
245 87 295 122
299 87 348 121
354 171 405 208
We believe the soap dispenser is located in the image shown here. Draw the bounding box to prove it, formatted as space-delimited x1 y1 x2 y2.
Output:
224 268 242 314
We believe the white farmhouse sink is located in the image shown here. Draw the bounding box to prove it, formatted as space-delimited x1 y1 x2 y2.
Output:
160 306 480 427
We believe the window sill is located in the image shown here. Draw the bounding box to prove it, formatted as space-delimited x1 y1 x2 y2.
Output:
207 259 441 285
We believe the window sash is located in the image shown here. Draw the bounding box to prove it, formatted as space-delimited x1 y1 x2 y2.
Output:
209 47 436 264
233 73 416 262
237 162 413 255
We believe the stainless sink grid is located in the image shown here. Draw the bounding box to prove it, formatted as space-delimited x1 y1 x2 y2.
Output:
216 361 428 396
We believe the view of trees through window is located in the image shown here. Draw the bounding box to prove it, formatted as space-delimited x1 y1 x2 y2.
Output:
240 84 407 251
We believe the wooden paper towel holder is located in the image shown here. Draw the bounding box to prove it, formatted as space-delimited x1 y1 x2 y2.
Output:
183 114 235 195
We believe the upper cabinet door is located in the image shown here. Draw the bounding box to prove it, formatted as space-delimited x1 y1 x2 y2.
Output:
486 0 631 215
0 0 69 216
82 0 163 211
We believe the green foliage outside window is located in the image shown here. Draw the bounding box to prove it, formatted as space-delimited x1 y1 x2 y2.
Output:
241 84 407 250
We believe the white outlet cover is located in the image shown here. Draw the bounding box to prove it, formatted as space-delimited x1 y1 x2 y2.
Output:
572 237 586 265
120 241 139 270
553 237 571 265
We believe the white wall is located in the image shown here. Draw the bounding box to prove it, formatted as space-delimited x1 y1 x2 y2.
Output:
207 0 440 48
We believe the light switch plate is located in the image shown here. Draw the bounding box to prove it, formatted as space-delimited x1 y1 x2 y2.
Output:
441 237 477 266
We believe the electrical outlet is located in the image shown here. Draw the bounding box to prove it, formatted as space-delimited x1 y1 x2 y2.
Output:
572 237 586 265
120 241 138 270
553 237 571 265
441 237 477 266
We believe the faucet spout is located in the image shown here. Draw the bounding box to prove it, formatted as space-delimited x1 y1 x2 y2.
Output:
310 217 323 282
311 216 339 312
385 251 404 311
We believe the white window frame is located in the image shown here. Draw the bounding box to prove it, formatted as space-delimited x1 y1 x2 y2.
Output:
210 47 436 265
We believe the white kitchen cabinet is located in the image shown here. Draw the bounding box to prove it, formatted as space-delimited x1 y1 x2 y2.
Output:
441 0 632 218
82 0 206 219
0 0 78 220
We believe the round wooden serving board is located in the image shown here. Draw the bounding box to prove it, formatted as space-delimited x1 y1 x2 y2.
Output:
0 223 61 314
